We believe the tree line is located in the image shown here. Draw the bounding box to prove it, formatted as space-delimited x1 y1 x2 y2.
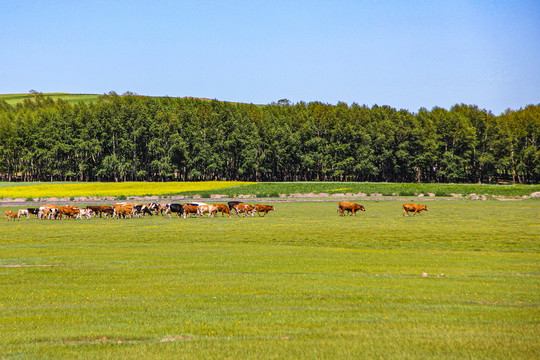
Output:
0 92 538 183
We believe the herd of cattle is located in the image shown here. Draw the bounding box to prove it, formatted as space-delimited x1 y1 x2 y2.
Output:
3 201 428 221
3 201 276 220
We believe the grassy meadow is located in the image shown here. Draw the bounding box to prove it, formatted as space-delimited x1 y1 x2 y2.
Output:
1 200 538 359
0 181 539 199
0 93 102 106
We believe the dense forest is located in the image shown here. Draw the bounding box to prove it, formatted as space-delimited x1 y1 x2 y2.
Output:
0 92 538 183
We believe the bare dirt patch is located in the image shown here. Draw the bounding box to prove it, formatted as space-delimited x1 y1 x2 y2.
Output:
63 337 146 345
159 335 194 342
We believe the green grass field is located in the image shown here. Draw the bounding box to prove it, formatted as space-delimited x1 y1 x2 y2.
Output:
1 200 538 359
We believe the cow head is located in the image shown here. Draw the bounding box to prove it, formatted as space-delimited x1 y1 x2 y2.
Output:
359 205 366 212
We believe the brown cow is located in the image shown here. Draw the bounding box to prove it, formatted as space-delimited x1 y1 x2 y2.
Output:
42 205 60 219
86 205 102 217
182 204 199 218
114 204 135 219
197 204 218 217
337 201 366 216
402 203 428 217
254 204 275 217
58 205 80 219
5 211 19 221
235 203 255 217
213 203 230 217
100 206 114 218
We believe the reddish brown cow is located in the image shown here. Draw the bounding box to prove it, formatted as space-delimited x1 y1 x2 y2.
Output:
254 204 275 217
5 211 19 221
213 203 230 217
182 204 199 218
86 205 102 217
114 204 135 219
58 205 80 219
234 203 255 217
100 206 114 218
402 203 428 217
337 201 366 216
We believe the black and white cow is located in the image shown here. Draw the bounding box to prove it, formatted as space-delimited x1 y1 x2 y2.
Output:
132 204 153 217
164 203 184 218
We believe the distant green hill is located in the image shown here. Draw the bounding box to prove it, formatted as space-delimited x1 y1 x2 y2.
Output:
0 93 102 106
0 93 252 107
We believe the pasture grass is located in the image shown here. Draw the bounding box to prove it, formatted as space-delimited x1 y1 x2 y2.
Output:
215 182 540 198
0 181 539 200
0 200 538 359
0 93 102 106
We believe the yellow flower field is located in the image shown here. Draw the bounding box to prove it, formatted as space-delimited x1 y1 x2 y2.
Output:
0 181 255 199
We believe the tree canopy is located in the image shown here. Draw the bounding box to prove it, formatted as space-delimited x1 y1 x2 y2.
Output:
0 93 538 183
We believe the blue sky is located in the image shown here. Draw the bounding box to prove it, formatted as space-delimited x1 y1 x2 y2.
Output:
2 0 539 114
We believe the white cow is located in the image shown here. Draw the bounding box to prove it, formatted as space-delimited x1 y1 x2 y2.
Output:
18 209 29 220
76 208 93 220
197 204 218 217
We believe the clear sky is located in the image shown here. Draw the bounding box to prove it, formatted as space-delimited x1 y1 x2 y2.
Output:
2 0 539 114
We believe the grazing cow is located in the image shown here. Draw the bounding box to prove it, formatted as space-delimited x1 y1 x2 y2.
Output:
113 203 134 219
18 209 30 220
41 205 60 219
182 204 199 218
76 208 93 220
254 204 275 217
227 201 243 214
6 211 19 221
86 205 102 217
38 208 53 220
164 204 184 218
157 203 169 215
117 207 132 219
234 203 255 217
213 203 230 217
147 203 168 215
132 204 153 217
337 202 366 216
147 202 159 214
101 207 115 218
197 204 218 217
58 205 80 219
27 208 40 218
402 203 428 217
